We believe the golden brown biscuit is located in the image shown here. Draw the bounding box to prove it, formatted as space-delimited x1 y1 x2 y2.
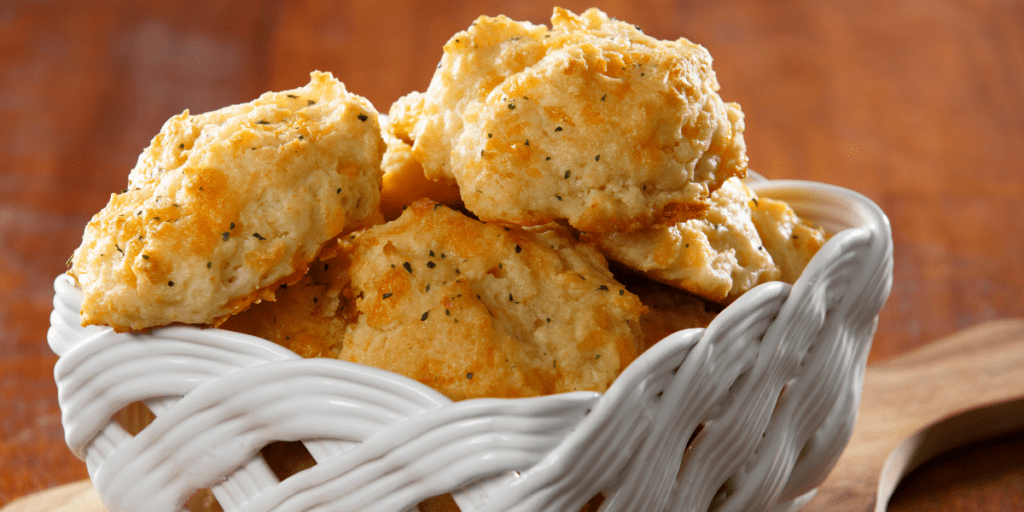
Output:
620 275 721 351
379 112 461 221
70 71 385 332
389 7 747 233
224 199 647 402
219 259 349 359
749 195 830 284
586 178 780 304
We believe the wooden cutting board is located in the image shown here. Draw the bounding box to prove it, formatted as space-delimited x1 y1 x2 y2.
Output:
6 319 1024 512
806 318 1024 511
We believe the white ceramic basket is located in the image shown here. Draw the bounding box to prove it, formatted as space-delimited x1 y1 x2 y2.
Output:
49 179 892 512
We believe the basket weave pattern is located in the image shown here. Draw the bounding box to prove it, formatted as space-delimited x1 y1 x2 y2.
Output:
49 181 892 512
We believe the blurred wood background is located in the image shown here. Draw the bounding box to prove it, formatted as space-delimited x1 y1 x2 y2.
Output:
1 0 1022 509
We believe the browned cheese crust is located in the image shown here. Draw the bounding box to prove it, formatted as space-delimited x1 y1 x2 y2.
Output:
70 72 385 332
388 7 747 233
749 195 830 284
587 178 781 303
379 113 462 221
219 259 350 359
224 198 647 401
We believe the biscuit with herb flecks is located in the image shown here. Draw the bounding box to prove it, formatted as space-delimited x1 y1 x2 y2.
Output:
69 71 385 332
224 198 646 401
388 7 747 233
586 178 780 303
749 194 830 284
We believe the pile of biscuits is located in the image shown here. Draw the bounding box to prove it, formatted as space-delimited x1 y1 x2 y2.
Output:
69 8 826 403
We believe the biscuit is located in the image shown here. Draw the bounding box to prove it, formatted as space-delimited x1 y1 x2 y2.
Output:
749 195 829 284
218 259 349 359
389 7 747 233
70 71 385 332
621 275 721 351
224 199 647 401
586 178 780 303
379 111 461 221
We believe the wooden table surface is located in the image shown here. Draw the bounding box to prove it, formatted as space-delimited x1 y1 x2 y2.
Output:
1 0 1022 509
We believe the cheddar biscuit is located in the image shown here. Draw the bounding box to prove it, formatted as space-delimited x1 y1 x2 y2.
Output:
379 112 461 221
749 195 830 284
70 72 385 331
224 199 647 401
587 178 780 303
389 7 748 233
622 276 721 351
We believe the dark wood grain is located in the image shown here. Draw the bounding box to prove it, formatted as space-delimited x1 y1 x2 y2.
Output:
2 0 1022 508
